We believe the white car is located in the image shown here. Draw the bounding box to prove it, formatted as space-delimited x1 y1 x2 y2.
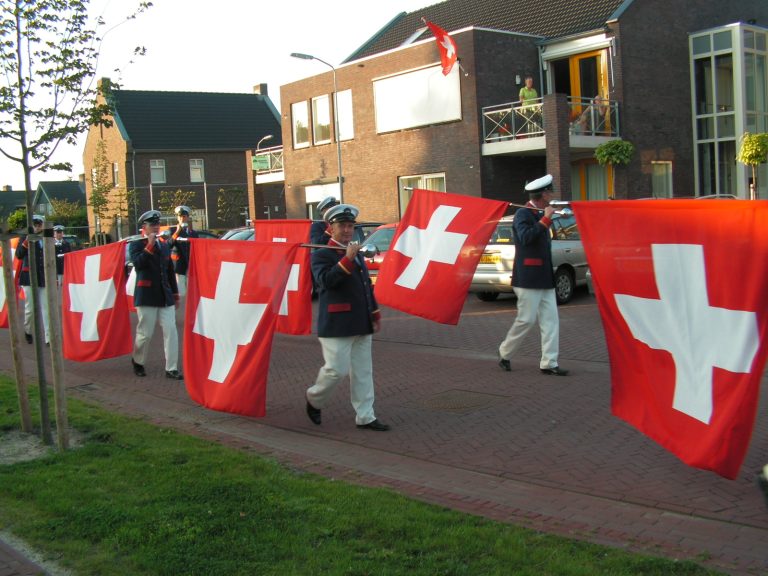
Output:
469 213 588 304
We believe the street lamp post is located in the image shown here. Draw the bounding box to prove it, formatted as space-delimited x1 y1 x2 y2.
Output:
257 134 273 150
290 52 344 198
256 134 274 220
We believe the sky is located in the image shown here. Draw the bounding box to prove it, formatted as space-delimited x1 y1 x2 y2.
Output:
0 0 435 190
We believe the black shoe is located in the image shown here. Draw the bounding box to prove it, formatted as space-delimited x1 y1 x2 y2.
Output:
306 401 321 425
24 333 32 344
498 356 511 371
131 359 146 377
165 370 183 380
758 469 768 509
541 366 569 376
356 419 390 431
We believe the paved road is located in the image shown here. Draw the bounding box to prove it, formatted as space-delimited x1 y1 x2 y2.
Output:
1 288 767 575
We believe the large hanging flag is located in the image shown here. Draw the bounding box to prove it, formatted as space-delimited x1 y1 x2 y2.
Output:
375 188 507 324
184 239 299 417
0 238 22 329
62 242 132 361
423 19 458 76
574 199 768 479
252 219 313 335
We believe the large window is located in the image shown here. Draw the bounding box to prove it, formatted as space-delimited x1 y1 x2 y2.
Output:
190 159 205 183
374 65 461 133
291 101 310 149
312 95 332 144
150 159 166 184
397 173 446 217
336 89 354 141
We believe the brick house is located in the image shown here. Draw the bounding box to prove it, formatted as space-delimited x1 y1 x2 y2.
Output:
83 79 282 238
280 0 768 223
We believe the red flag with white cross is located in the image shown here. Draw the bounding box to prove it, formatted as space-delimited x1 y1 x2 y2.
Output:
62 242 132 361
184 239 299 417
252 219 312 335
573 200 768 479
0 238 22 329
423 20 458 76
375 189 508 325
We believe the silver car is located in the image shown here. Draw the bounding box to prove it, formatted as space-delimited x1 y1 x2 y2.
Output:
470 213 588 304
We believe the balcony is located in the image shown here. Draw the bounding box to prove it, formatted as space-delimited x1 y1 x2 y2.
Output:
252 145 284 183
481 96 620 156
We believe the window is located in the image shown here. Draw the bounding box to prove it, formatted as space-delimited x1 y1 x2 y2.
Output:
652 162 673 198
190 159 205 183
150 159 166 184
112 162 119 186
336 89 354 141
292 101 310 149
305 182 341 218
398 173 446 217
312 95 331 144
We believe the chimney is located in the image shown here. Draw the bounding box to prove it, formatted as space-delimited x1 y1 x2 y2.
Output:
2 185 12 192
253 83 268 97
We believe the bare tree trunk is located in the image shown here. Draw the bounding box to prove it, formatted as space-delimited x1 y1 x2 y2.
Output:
0 238 32 432
43 236 69 450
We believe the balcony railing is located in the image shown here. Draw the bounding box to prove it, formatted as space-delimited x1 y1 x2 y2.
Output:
482 96 620 143
252 145 284 173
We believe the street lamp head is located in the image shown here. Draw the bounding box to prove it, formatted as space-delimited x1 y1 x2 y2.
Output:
290 52 314 60
257 134 274 150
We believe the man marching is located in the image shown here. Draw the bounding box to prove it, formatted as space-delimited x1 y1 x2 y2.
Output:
169 205 198 298
130 210 183 380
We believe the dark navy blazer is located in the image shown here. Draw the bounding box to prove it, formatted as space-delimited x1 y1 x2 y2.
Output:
511 207 555 289
15 236 46 287
309 220 331 245
311 243 378 338
54 240 72 275
129 237 178 307
169 225 198 275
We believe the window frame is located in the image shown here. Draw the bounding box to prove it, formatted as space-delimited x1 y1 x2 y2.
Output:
311 94 332 145
189 158 205 183
291 101 310 149
150 159 166 184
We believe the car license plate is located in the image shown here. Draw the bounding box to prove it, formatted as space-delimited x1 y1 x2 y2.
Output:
480 254 501 264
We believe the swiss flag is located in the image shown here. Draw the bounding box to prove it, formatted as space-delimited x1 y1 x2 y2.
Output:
574 200 768 479
62 242 132 361
375 189 508 324
0 238 22 329
424 20 458 76
252 219 312 335
184 239 300 417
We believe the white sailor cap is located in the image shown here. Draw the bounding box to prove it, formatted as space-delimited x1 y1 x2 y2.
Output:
53 224 65 231
317 196 339 213
32 214 45 224
524 174 554 194
325 203 359 224
138 210 162 225
174 205 191 215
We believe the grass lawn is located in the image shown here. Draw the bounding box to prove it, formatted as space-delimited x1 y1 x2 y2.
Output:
0 375 719 576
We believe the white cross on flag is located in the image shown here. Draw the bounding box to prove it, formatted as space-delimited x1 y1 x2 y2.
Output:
183 238 300 417
375 189 508 324
574 200 768 479
0 238 22 329
424 20 458 76
62 242 132 361
252 219 312 335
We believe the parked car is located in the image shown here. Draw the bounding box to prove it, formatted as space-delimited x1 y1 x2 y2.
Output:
221 222 382 244
470 213 588 304
360 223 398 283
62 234 84 250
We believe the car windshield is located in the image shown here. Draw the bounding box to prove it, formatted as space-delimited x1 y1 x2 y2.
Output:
489 222 514 244
551 214 580 240
364 227 396 252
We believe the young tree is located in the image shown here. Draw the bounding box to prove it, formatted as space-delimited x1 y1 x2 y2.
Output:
595 139 635 198
89 140 113 244
736 132 768 200
217 187 247 228
158 189 197 215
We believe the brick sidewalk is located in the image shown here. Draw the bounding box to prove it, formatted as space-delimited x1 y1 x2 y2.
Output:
1 291 766 575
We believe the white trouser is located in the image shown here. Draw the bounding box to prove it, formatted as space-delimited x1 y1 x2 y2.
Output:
22 285 49 343
499 287 559 369
307 334 376 425
133 305 178 371
175 274 187 298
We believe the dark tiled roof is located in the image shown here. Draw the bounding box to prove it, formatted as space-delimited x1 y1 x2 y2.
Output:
108 90 282 151
36 180 85 204
0 189 29 219
344 0 627 61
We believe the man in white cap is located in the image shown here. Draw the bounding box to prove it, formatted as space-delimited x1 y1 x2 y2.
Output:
498 174 568 376
53 224 72 286
309 196 339 245
129 210 182 380
305 203 390 431
169 205 198 298
15 214 48 344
